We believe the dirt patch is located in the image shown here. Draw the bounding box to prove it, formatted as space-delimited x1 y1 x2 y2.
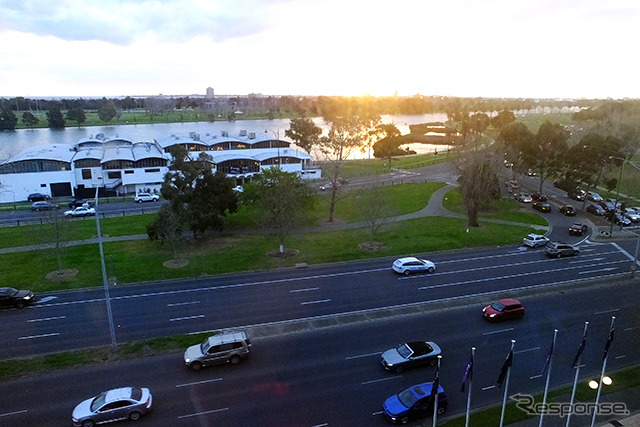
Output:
358 241 387 251
163 258 190 268
46 268 79 281
267 249 300 258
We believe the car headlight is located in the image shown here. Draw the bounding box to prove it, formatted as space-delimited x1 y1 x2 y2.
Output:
489 314 496 318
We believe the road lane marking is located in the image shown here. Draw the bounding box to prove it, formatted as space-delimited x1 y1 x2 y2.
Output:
482 385 496 391
372 411 385 416
362 376 402 385
624 327 637 331
176 378 222 387
167 301 200 307
27 315 66 322
35 296 57 304
290 287 319 293
594 308 620 315
346 352 380 360
530 374 542 379
483 328 513 335
0 409 27 417
178 407 229 419
301 299 331 305
169 314 205 322
615 355 627 360
18 333 60 340
579 267 618 274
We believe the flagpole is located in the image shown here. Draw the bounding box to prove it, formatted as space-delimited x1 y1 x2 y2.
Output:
433 355 442 427
566 322 588 427
590 317 615 427
499 340 516 427
539 329 558 427
465 347 475 427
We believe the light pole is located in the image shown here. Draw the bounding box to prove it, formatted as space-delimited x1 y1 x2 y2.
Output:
608 157 625 236
95 178 117 351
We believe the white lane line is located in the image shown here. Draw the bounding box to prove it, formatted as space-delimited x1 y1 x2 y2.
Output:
290 287 319 293
167 301 200 307
311 424 329 427
624 327 637 331
169 314 205 322
483 328 513 335
301 299 331 306
579 267 618 275
0 409 27 417
346 352 380 360
615 355 627 360
176 378 222 388
530 374 543 379
482 385 496 391
515 346 540 354
36 296 57 304
594 308 620 315
18 333 60 340
372 411 385 416
178 407 229 419
27 315 66 322
362 376 402 385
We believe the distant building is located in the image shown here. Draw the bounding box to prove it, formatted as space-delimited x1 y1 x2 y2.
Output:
205 87 214 99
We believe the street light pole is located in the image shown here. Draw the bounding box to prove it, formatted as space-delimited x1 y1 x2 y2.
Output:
95 180 117 351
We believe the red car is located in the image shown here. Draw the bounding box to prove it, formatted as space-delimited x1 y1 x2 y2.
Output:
482 298 525 322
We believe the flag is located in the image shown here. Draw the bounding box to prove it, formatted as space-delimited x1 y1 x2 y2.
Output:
497 349 513 387
460 354 473 393
603 321 615 360
571 331 587 368
430 363 440 403
541 335 555 375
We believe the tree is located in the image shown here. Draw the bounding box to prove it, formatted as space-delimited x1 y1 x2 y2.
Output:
21 111 40 128
146 204 184 261
247 168 316 253
357 183 394 239
565 133 623 189
98 100 118 123
526 121 570 193
38 209 71 273
0 106 18 130
498 121 534 175
457 152 501 227
491 110 516 130
285 117 322 154
66 107 86 127
46 105 66 129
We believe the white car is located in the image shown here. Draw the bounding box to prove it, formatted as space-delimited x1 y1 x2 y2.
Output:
523 233 549 248
72 387 152 426
392 257 436 275
134 192 159 203
64 206 96 217
623 208 640 223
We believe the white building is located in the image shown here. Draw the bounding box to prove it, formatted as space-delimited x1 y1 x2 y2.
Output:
0 131 319 203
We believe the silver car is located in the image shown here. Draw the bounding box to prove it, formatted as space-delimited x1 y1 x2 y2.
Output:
72 387 152 427
381 341 441 372
133 192 159 203
392 257 436 275
184 331 252 371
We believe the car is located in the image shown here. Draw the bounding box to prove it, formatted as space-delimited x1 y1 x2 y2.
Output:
517 193 533 203
623 208 640 223
133 192 159 203
0 287 35 309
27 192 50 202
568 223 588 236
232 185 244 193
523 234 548 248
392 257 436 275
72 387 152 427
587 191 603 202
559 205 577 216
600 199 620 212
567 189 586 201
505 180 519 193
64 206 96 217
532 202 551 213
531 192 548 202
381 341 442 373
586 203 606 216
30 201 59 211
383 382 447 424
319 181 342 191
609 212 631 227
68 198 95 209
545 241 580 258
482 298 525 322
526 169 537 176
184 331 251 371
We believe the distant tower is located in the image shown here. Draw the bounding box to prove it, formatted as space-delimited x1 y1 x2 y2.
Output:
206 87 214 99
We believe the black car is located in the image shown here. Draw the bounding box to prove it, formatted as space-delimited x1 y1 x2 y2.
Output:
586 203 606 216
545 241 580 258
567 189 586 201
68 198 95 209
559 205 576 216
532 202 551 213
568 223 588 236
383 382 448 424
27 192 50 202
531 192 548 202
30 201 59 211
0 287 35 308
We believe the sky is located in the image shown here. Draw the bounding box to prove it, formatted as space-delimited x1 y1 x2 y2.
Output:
0 0 637 100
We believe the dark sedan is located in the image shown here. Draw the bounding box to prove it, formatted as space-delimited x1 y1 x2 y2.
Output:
560 205 577 216
532 202 551 213
27 192 50 202
586 203 606 216
381 341 441 372
569 223 588 236
383 382 447 424
0 287 35 309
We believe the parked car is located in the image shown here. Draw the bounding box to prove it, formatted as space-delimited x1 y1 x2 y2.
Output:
587 191 603 202
72 387 152 427
559 205 577 216
184 331 251 371
482 298 525 322
600 199 621 212
586 203 606 216
531 192 548 202
64 206 96 217
381 341 441 373
532 202 551 213
68 198 95 209
545 241 580 258
609 212 631 227
523 234 548 248
27 192 50 202
30 201 59 211
505 180 519 193
567 189 586 201
392 257 436 275
383 382 447 424
623 208 640 223
0 287 35 309
568 223 588 236
134 192 159 203
517 193 533 203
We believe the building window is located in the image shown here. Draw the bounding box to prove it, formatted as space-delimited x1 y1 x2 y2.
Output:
145 168 160 173
81 169 92 180
124 170 134 174
107 171 121 179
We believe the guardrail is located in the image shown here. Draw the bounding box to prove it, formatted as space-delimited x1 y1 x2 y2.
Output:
0 208 157 227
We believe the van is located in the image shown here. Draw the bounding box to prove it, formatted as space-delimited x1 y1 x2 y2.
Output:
184 331 251 371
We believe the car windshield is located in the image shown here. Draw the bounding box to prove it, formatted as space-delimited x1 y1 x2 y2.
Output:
396 344 413 358
200 339 210 354
490 302 505 312
90 391 108 412
397 388 420 408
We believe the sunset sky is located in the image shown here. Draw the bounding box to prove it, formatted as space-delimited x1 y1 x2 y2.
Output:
0 0 637 99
